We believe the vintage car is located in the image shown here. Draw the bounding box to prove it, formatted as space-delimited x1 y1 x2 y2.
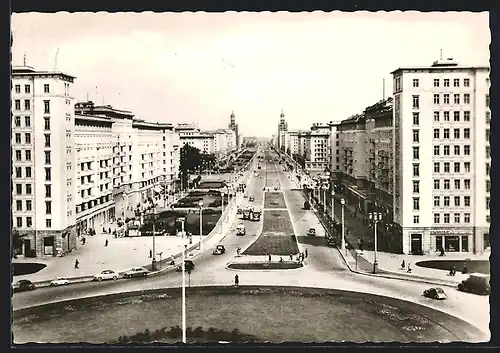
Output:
423 287 447 300
458 273 491 295
50 277 70 286
123 267 149 278
250 210 261 221
176 260 195 272
236 223 246 236
307 228 316 236
93 269 119 282
249 196 255 202
13 279 36 293
213 245 226 255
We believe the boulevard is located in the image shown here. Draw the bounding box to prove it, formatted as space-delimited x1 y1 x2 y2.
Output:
12 146 490 341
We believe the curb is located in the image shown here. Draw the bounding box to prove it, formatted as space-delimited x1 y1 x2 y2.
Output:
224 261 305 272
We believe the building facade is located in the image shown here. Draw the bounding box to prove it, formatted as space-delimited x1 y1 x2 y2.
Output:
392 58 490 254
304 123 331 172
228 111 240 148
277 110 288 150
12 66 78 257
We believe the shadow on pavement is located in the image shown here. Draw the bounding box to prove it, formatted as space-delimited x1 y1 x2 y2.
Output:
296 236 329 247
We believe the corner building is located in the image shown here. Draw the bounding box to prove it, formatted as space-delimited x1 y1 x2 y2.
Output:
392 58 490 255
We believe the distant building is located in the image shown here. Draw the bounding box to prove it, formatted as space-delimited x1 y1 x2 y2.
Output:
277 109 288 150
228 111 240 148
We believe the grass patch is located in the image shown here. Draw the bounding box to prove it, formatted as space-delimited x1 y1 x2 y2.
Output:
264 192 287 209
227 262 303 270
416 260 490 274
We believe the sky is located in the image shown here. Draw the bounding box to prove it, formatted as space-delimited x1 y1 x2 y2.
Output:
11 11 490 137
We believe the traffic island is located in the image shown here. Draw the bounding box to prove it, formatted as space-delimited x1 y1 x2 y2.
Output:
227 261 303 270
12 286 487 343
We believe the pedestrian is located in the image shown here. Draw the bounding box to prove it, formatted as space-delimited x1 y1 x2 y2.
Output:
74 259 79 269
407 262 412 273
82 237 86 245
105 239 109 247
301 252 305 261
449 265 456 276
289 253 293 261
305 249 308 258
439 247 445 257
149 249 153 258
234 274 239 287
462 263 468 274
400 260 406 270
268 254 272 262
108 227 111 234
103 227 106 233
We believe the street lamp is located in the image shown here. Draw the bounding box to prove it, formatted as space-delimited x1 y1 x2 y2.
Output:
198 201 203 251
368 212 382 274
151 201 157 271
177 216 187 343
322 186 327 214
221 191 226 234
341 198 346 255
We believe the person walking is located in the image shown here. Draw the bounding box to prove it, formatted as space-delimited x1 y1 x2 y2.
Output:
108 227 111 234
305 249 308 258
105 239 109 247
74 259 79 269
234 274 239 287
462 263 468 274
268 254 272 262
289 253 293 261
149 249 153 258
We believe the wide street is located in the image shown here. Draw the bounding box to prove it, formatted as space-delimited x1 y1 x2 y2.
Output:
12 147 490 339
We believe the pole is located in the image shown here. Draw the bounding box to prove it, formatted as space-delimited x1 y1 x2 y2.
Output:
323 189 326 214
199 206 203 251
181 219 187 343
341 203 345 255
221 194 225 234
373 220 378 274
152 205 157 271
331 192 335 222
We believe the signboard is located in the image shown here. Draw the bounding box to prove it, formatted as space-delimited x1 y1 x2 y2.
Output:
430 230 471 236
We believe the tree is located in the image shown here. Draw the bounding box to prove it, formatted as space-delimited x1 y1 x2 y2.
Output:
200 152 217 172
179 143 202 188
12 228 23 256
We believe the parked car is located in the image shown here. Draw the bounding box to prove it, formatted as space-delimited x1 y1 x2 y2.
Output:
50 277 70 286
458 273 491 295
236 223 246 236
213 245 226 255
93 269 119 282
123 267 149 278
423 287 447 300
249 196 255 202
326 237 337 247
307 228 316 236
176 260 195 272
13 279 36 293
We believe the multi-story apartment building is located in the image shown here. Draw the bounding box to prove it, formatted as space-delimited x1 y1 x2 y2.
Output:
210 128 237 156
12 65 77 257
177 124 215 154
392 58 490 254
329 122 340 179
303 123 331 172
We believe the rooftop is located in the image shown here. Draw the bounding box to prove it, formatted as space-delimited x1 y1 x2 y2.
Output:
12 65 76 80
391 58 489 74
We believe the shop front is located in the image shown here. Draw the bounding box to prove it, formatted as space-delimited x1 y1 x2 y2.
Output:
431 230 472 253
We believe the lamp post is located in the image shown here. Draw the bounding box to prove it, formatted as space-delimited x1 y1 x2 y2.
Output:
177 217 187 343
368 212 382 274
331 189 335 222
221 191 225 234
198 201 203 251
151 201 157 271
323 187 327 214
341 198 346 255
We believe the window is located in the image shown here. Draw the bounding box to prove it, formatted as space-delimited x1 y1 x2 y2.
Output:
464 78 470 87
464 213 470 223
15 84 20 93
44 134 51 147
25 167 31 177
454 111 460 122
413 180 420 193
26 184 32 194
413 215 419 224
454 94 460 104
434 146 440 156
454 196 460 207
413 112 419 125
454 179 461 189
434 162 440 173
412 130 419 142
444 111 450 121
434 196 440 207
444 213 450 223
486 146 491 159
486 111 491 123
486 129 490 143
413 197 420 210
24 99 30 110
26 200 32 211
43 100 50 114
454 213 460 223
16 217 22 228
15 99 21 110
25 133 31 144
454 162 460 173
45 201 52 214
14 116 21 126
16 184 22 194
464 111 470 121
15 150 21 161
44 84 50 93
25 150 31 161
413 164 420 177
444 179 450 189
464 93 470 104
25 116 30 127
45 167 51 181
486 180 491 192
412 95 419 108
444 196 450 206
16 200 22 211
444 79 450 87
412 147 419 159
443 129 450 139
434 213 440 223
462 196 470 207
45 151 51 164
487 163 491 176
486 197 490 209
464 128 470 139
454 145 460 155
433 78 440 87
444 94 450 104
26 217 32 228
433 129 440 139
413 79 419 87
15 167 21 178
433 94 440 104
44 117 50 130
45 185 51 197
464 162 471 172
487 215 491 223
486 94 490 107
465 179 471 190
15 133 21 144
434 179 440 190
434 111 440 122
453 128 460 139
46 219 52 228
443 145 450 155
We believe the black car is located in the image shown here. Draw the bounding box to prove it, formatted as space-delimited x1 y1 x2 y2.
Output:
13 279 36 293
423 287 447 300
458 274 491 295
176 260 195 272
